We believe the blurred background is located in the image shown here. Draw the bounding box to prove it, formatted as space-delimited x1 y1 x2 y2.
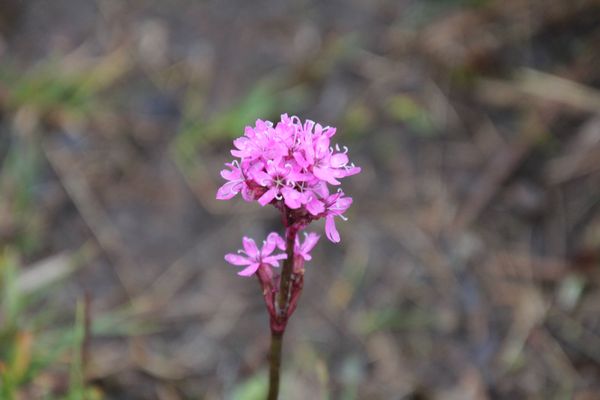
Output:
1 0 600 399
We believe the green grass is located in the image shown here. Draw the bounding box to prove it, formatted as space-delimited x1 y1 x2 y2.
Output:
0 249 96 399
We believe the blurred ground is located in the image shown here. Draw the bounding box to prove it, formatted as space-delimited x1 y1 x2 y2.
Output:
1 0 600 399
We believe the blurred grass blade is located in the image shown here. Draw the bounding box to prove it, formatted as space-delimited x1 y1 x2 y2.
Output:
68 300 86 399
0 248 21 330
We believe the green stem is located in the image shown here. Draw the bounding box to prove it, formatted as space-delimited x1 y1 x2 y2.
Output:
267 331 283 400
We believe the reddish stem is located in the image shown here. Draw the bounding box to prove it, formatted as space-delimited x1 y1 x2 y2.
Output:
275 226 298 326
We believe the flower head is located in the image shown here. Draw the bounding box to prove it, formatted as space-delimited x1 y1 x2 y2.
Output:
216 114 360 242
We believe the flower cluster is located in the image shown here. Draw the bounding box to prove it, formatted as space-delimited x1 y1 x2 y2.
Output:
217 114 360 244
224 232 320 277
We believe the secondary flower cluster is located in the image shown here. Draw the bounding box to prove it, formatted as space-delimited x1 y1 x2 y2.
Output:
217 114 360 245
224 231 320 277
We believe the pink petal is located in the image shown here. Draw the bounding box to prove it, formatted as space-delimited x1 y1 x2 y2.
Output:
237 263 260 277
242 237 259 258
293 151 309 168
261 238 276 256
216 181 242 200
241 186 254 201
314 135 330 158
263 232 285 255
255 119 268 130
247 160 265 175
306 197 325 216
312 181 329 198
252 171 272 187
330 153 349 168
263 253 287 267
325 215 340 243
282 187 302 209
334 165 361 178
301 233 320 253
233 137 248 150
224 254 252 266
267 232 286 251
265 160 279 176
346 166 361 176
313 167 340 185
220 168 239 180
258 187 277 206
244 126 256 138
336 197 353 211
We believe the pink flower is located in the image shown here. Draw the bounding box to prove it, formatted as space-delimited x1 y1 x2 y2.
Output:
231 121 287 161
216 161 245 200
323 191 353 243
252 160 306 209
295 232 320 261
216 161 266 201
224 233 287 276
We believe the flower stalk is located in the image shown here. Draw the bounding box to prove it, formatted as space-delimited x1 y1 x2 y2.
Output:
276 227 298 320
267 331 283 400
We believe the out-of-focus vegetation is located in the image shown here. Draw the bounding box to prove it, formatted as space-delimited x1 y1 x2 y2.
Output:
0 249 99 399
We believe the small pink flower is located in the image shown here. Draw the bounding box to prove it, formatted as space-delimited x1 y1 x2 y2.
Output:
323 191 353 243
216 161 245 200
231 120 287 161
224 233 287 276
252 160 306 209
295 232 320 261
